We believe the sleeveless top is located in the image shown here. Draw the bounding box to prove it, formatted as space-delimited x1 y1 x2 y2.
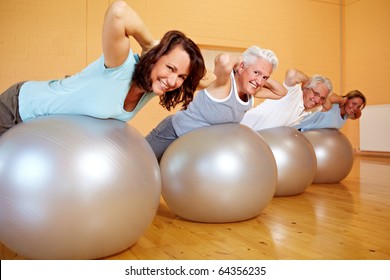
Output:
172 72 254 136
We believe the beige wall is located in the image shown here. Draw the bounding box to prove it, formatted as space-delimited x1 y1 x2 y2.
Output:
341 0 390 150
0 0 388 151
0 0 87 85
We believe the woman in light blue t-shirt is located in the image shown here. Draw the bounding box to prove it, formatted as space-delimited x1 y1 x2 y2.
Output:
295 90 367 132
0 1 206 136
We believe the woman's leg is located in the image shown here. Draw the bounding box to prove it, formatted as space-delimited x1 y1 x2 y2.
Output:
145 115 178 162
0 82 25 136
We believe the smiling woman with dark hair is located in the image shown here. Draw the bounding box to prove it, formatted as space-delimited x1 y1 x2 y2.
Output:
0 0 206 137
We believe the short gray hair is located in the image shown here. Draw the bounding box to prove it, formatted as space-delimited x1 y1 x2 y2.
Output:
242 46 279 71
304 75 333 94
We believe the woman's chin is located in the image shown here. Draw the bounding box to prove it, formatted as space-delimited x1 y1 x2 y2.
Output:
151 87 165 96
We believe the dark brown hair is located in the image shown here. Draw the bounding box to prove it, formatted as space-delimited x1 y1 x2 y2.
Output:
132 30 206 110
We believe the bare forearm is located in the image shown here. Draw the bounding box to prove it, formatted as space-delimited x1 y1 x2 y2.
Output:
266 78 287 97
102 1 154 67
254 78 287 99
284 68 309 87
197 69 216 90
213 53 241 84
115 1 154 50
124 10 154 52
328 93 346 104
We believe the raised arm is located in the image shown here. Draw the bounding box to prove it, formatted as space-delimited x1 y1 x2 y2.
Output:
213 53 241 85
329 93 346 104
322 93 346 111
254 78 287 99
206 53 241 98
197 69 217 90
102 1 155 68
284 68 309 87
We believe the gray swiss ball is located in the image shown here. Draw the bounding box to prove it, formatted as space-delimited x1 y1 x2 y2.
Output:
160 124 277 223
303 128 354 183
0 115 161 259
258 126 317 196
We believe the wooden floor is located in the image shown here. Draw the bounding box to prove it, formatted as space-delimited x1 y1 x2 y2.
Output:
1 155 389 260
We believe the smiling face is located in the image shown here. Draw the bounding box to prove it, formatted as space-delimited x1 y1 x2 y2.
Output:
235 57 273 96
302 82 330 110
150 45 191 96
344 97 364 116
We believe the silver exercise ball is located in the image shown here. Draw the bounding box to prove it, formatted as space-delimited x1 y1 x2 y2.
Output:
258 127 317 196
0 115 161 259
160 124 277 223
303 128 354 183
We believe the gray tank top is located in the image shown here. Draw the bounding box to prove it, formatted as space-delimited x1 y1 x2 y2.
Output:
172 72 254 136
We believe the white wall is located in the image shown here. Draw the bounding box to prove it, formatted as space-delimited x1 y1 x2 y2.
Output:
360 104 390 152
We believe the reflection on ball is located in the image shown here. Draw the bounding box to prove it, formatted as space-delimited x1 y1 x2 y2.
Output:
0 115 161 259
160 124 277 223
303 129 354 183
258 127 317 196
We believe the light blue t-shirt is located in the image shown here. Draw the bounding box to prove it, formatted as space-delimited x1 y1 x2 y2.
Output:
294 103 347 132
19 50 156 122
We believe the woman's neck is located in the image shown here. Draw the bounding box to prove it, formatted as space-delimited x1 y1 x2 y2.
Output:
124 84 145 112
239 92 248 102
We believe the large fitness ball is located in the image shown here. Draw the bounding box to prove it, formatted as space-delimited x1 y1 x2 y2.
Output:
258 127 317 196
303 128 354 183
0 115 161 259
160 124 277 223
